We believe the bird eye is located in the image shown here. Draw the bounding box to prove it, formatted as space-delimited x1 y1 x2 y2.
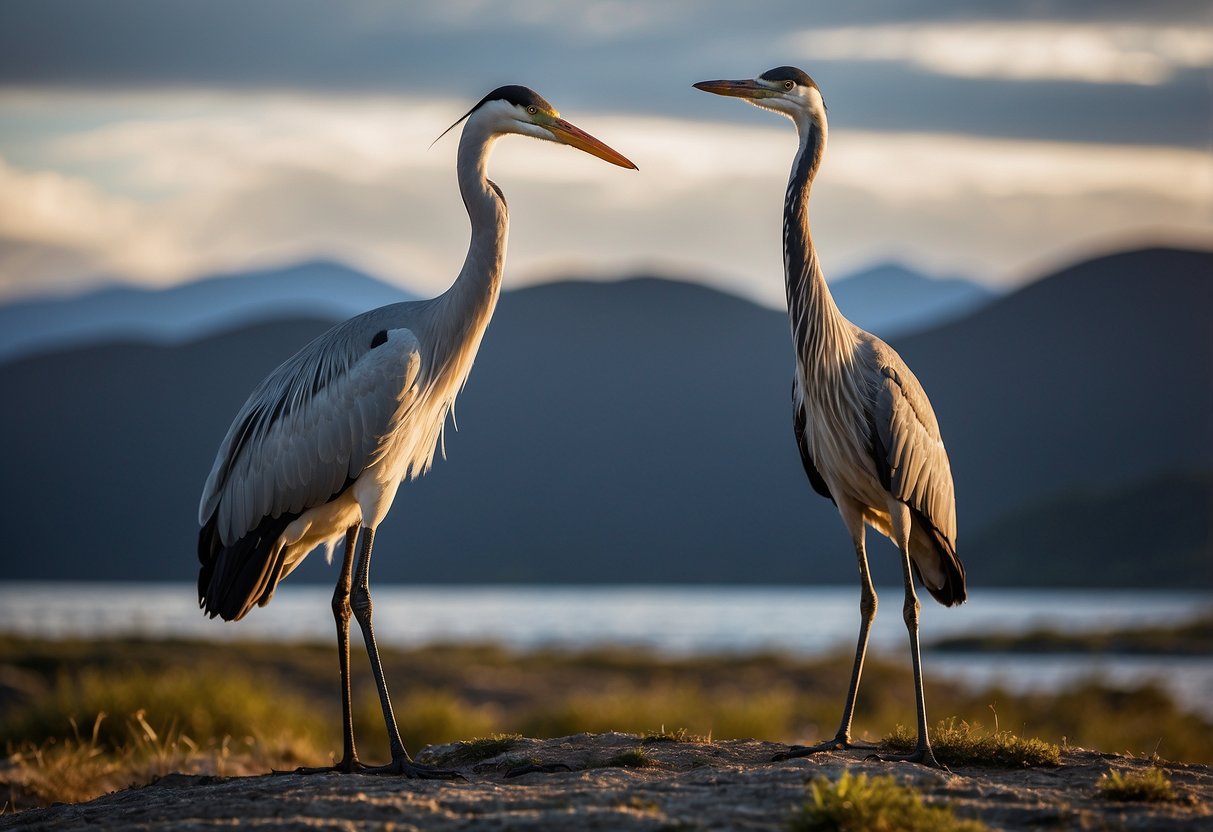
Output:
783 80 795 91
527 106 537 115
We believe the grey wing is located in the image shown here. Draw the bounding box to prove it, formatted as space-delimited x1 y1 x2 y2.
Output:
867 341 957 546
199 318 423 547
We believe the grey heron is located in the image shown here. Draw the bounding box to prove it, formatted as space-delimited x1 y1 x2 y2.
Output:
695 67 965 768
197 85 636 777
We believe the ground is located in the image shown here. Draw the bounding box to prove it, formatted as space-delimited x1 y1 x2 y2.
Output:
5 733 1209 831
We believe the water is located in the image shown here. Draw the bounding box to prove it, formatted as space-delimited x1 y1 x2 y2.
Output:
2 583 1210 716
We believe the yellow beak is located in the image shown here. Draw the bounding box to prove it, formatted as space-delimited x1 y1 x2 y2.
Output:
547 118 638 170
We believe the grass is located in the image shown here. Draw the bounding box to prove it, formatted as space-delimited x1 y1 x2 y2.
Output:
880 719 1062 768
602 747 656 769
2 634 1210 811
2 664 325 752
1096 767 1178 803
930 614 1213 656
425 733 523 767
787 771 988 832
641 727 712 744
3 710 313 811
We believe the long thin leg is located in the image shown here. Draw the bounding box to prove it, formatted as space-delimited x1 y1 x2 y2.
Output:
872 547 944 769
775 534 878 760
295 527 366 774
333 526 361 768
349 526 462 780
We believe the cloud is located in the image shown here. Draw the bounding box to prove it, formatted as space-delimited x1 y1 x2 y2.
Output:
784 22 1213 85
2 3 1208 149
0 89 1208 307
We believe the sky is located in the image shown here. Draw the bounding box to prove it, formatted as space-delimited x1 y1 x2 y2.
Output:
0 1 1210 308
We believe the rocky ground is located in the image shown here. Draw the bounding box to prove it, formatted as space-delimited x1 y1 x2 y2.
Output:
4 733 1210 831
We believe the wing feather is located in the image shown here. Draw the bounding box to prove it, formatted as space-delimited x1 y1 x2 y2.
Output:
792 378 835 504
868 342 957 547
199 316 423 547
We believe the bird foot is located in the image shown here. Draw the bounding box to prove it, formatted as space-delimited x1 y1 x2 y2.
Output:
286 756 370 775
772 736 876 761
866 747 949 771
503 762 575 778
363 755 466 780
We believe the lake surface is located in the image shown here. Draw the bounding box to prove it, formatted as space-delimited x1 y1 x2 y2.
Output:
3 583 1210 716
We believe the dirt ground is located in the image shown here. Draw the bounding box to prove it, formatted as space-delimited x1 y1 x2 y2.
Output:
4 733 1210 831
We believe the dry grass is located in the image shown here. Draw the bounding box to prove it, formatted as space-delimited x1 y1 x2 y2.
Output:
640 726 712 744
787 771 988 832
881 719 1062 768
2 711 315 812
2 634 1210 812
426 733 523 767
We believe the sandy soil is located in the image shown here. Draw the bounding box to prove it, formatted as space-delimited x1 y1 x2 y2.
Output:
4 733 1210 831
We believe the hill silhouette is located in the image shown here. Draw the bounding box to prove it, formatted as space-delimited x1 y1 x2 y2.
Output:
0 247 1208 587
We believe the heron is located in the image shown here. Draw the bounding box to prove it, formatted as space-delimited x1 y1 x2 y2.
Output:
694 67 965 768
197 85 636 777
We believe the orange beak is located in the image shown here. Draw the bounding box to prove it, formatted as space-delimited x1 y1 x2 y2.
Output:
547 118 638 170
693 79 775 100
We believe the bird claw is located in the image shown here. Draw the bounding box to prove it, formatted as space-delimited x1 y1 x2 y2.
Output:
364 757 467 780
772 736 875 761
286 756 371 775
865 748 949 771
504 762 575 778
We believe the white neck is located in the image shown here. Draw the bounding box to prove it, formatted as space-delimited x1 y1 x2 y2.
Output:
432 116 511 353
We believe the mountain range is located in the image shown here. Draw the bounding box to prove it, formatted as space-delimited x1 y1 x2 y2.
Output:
0 261 416 363
0 260 991 363
0 247 1208 589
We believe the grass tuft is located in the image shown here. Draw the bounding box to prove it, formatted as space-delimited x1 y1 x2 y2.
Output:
425 733 523 766
603 747 656 769
641 727 711 745
788 771 988 832
1 665 323 752
881 719 1061 768
2 711 312 811
1096 767 1177 803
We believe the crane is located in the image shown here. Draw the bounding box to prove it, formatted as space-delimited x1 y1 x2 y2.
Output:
197 85 636 777
695 67 965 769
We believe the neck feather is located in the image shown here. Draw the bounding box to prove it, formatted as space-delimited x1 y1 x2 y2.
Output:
435 120 510 347
783 116 852 373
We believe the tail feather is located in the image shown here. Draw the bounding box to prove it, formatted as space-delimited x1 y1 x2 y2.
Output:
909 508 966 607
198 510 299 622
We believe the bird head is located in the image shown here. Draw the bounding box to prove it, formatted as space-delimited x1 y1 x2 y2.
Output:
436 85 637 170
694 67 826 130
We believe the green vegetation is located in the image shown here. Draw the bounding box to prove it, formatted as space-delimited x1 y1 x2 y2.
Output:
641 727 711 744
881 719 1061 768
2 634 1210 812
426 733 522 767
787 771 988 832
1096 767 1178 803
931 613 1213 656
3 709 314 811
602 747 655 769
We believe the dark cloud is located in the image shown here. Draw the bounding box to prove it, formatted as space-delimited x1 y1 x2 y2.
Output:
0 1 1208 148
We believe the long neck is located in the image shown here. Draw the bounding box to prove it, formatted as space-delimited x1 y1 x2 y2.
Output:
434 120 510 367
783 115 852 375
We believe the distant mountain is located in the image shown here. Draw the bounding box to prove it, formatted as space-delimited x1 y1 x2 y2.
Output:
829 263 994 337
0 261 416 362
0 260 990 363
965 471 1213 588
0 247 1208 588
890 246 1213 534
